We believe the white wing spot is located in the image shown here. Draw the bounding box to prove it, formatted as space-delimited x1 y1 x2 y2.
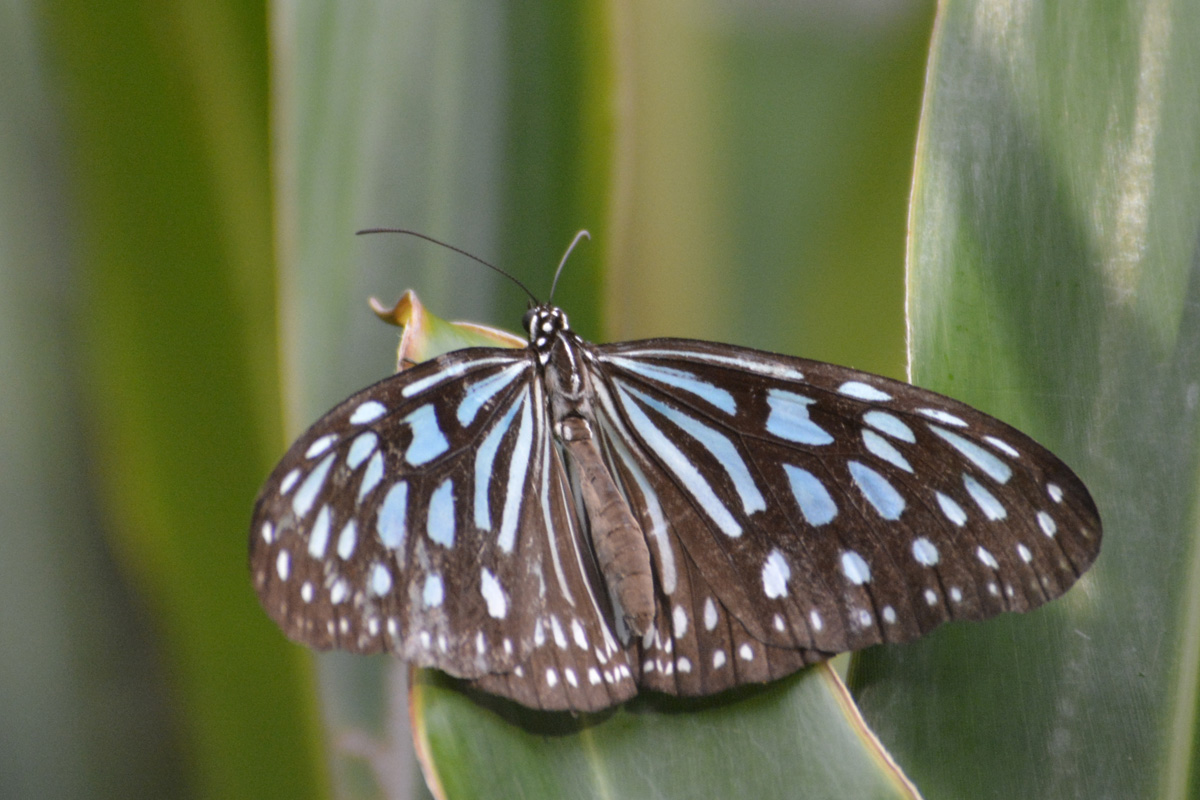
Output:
809 609 824 631
773 614 786 632
480 568 508 619
849 461 906 520
276 550 290 581
762 549 792 598
840 550 872 585
293 453 335 518
977 546 1000 570
350 400 386 424
673 605 689 637
964 474 1007 520
305 434 337 459
370 563 393 596
935 491 968 526
572 619 588 649
588 668 601 685
545 668 558 688
985 436 1020 457
862 429 913 472
713 650 727 669
950 587 963 603
738 643 754 661
346 431 378 469
676 657 692 674
1037 511 1058 537
357 451 385 504
307 505 332 559
426 478 456 548
330 579 348 605
856 608 873 627
766 389 834 445
260 522 274 544
882 606 897 624
924 588 938 606
551 616 568 650
402 405 449 466
377 482 408 549
838 381 892 402
703 597 718 631
301 581 314 603
911 536 939 567
784 464 838 526
422 573 444 607
1047 483 1064 503
279 468 301 496
930 425 1012 483
337 520 358 560
917 408 968 427
1017 543 1033 563
864 410 915 442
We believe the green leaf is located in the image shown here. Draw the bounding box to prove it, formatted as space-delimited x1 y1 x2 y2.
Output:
850 2 1200 798
416 665 917 800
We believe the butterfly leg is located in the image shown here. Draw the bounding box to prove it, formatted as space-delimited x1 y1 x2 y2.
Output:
560 416 655 636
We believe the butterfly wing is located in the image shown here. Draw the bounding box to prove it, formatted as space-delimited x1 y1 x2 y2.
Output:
250 347 637 710
590 338 1101 696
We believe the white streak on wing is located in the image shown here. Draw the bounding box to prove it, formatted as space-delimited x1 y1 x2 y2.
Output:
929 424 1013 483
862 429 913 473
292 453 335 518
426 478 456 548
766 389 834 445
402 405 448 465
401 355 522 398
614 347 806 382
473 395 523 530
620 383 765 515
456 362 528 426
346 431 378 469
598 410 675 594
497 387 533 553
614 383 742 537
603 356 736 414
537 389 576 607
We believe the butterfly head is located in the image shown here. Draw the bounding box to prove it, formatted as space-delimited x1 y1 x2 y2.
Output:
522 303 570 352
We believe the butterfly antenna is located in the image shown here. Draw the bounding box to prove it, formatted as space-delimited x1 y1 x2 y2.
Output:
356 228 539 303
548 229 590 303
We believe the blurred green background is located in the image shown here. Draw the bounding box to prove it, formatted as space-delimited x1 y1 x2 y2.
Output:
4 1 1196 798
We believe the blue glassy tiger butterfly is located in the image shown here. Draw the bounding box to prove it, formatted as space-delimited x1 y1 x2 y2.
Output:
250 231 1101 712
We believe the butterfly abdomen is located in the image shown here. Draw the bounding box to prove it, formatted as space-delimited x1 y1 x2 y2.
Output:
560 415 656 636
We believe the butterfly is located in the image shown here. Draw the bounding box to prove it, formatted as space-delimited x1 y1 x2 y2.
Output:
250 233 1102 712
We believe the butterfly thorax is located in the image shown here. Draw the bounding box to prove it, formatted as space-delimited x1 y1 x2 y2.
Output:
525 303 657 638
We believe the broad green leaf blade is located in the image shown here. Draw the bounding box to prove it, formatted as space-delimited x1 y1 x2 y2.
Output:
850 2 1200 798
42 3 327 798
417 665 917 800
